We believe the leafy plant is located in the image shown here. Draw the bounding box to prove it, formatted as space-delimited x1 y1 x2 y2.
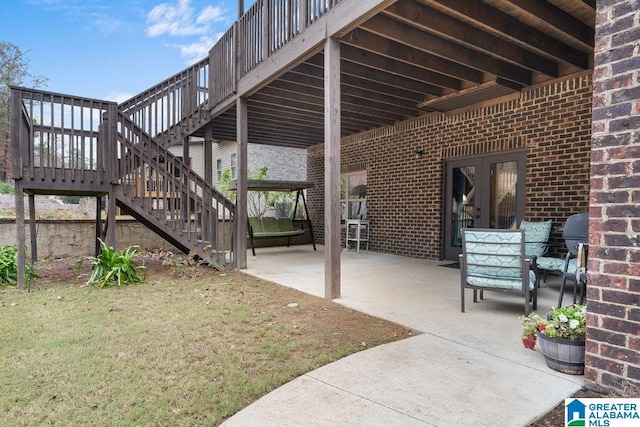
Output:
0 245 38 287
520 304 587 349
79 239 147 288
0 181 13 194
218 166 293 218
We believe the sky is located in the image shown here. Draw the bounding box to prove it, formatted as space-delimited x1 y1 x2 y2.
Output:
1 0 247 102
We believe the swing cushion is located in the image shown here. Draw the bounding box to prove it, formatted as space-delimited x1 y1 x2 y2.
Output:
248 217 304 238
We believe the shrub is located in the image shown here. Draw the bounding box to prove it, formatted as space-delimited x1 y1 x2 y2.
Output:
60 195 81 204
0 181 14 194
0 245 39 287
80 239 147 288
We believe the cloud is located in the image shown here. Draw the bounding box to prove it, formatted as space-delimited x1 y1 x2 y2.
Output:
87 14 124 35
104 92 135 103
146 0 216 37
178 35 218 64
145 0 231 62
196 6 225 25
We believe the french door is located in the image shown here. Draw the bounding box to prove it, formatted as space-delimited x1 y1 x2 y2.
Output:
443 151 526 260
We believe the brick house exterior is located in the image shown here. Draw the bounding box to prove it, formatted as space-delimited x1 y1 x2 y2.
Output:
306 2 640 393
307 72 592 259
586 1 640 392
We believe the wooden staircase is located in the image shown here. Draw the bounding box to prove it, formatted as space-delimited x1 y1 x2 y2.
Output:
10 62 236 271
115 112 235 269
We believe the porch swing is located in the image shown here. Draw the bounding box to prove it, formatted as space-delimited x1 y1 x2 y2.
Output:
229 180 317 255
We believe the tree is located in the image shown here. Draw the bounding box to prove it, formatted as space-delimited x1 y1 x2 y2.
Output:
0 42 48 181
218 166 296 218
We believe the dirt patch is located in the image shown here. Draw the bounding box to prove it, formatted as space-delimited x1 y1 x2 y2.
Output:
0 194 92 219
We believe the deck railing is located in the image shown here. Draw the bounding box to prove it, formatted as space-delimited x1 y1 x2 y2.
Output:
118 57 210 147
209 0 343 107
10 86 115 186
116 112 236 269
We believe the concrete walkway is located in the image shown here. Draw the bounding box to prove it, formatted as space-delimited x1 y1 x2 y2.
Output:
222 245 584 426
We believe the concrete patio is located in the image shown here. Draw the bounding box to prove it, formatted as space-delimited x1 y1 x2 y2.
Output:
223 244 584 426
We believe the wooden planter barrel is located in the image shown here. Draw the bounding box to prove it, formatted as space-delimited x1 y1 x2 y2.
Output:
537 331 585 375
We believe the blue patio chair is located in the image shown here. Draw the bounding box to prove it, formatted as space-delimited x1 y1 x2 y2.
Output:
519 219 552 287
460 228 537 314
519 219 552 259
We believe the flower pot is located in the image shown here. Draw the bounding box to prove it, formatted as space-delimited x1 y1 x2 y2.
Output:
536 331 585 375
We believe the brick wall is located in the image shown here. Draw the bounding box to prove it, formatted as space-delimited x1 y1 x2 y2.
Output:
586 1 640 392
307 73 592 259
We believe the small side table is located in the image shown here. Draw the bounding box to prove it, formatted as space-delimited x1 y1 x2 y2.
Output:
346 219 370 253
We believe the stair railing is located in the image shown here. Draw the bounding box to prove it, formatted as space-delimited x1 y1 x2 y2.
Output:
118 57 210 148
116 112 236 269
10 86 114 186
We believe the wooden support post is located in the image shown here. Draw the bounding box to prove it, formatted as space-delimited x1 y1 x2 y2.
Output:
236 97 248 269
15 186 25 289
204 123 214 241
324 37 341 300
28 193 37 263
95 196 102 255
106 187 116 249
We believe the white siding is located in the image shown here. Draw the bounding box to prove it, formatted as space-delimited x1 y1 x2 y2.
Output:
170 139 308 189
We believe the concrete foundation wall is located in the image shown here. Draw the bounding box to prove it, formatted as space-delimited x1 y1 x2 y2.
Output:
0 219 181 259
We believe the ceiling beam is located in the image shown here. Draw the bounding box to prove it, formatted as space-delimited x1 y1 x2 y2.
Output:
361 14 533 86
341 44 462 91
384 2 558 77
503 0 595 50
426 0 589 69
343 28 485 85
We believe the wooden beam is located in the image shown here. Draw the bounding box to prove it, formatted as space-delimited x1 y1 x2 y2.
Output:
340 44 462 91
236 0 396 97
28 193 37 263
106 187 116 249
15 186 25 289
429 0 589 68
325 37 341 300
505 0 595 50
290 62 430 103
281 68 428 108
361 14 533 86
384 2 558 77
95 196 102 256
343 28 485 84
236 97 248 269
204 123 213 183
257 85 409 121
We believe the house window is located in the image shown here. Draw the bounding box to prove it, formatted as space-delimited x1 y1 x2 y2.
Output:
230 154 237 180
216 159 222 182
341 170 367 222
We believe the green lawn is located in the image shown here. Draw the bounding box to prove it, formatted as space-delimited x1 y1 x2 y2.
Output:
1 265 410 425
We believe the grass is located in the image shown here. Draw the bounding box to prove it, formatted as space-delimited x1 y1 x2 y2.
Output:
0 263 411 425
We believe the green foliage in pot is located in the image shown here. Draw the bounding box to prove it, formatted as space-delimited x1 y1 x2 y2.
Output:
79 239 147 288
520 304 587 349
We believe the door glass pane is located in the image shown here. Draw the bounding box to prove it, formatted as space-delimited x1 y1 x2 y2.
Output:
451 166 475 247
348 172 367 220
490 161 518 229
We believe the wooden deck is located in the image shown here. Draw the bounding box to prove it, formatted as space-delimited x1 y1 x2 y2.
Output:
10 86 237 287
